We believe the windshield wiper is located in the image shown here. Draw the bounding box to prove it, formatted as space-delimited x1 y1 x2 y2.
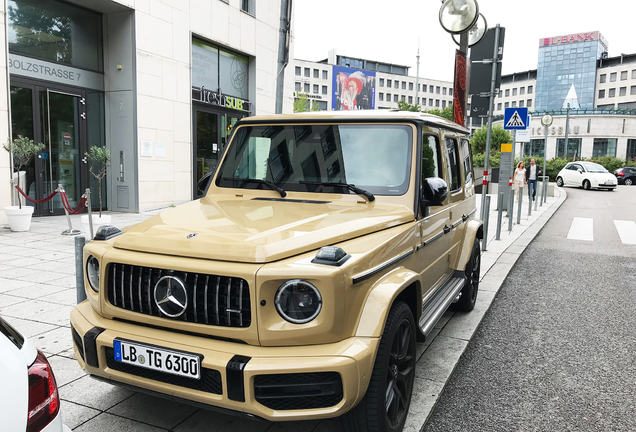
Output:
300 181 375 202
223 177 287 198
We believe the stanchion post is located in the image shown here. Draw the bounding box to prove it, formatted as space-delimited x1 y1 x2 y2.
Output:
75 236 87 304
543 176 548 204
60 184 81 236
85 188 94 240
534 181 539 211
495 192 503 240
517 186 523 224
483 195 491 251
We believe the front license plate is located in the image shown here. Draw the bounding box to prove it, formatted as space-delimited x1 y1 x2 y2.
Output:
113 339 201 379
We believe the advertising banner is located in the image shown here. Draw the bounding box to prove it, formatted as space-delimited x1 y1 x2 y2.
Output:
332 66 375 110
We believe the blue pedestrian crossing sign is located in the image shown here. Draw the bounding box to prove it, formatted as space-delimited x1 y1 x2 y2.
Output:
504 107 529 130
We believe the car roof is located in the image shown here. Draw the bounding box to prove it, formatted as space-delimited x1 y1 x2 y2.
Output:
238 110 470 135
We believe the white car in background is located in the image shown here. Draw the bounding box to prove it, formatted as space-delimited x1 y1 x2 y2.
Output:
556 161 617 191
0 317 71 432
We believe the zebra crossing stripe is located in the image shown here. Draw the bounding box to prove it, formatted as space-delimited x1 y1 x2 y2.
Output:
614 220 636 245
567 217 593 241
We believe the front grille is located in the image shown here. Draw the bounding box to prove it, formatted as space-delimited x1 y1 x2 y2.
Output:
254 372 343 410
105 347 222 394
107 263 251 328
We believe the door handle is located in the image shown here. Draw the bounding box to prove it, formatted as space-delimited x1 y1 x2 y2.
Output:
119 151 125 182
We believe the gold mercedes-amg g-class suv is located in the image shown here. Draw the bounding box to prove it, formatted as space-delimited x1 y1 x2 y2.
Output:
70 110 482 432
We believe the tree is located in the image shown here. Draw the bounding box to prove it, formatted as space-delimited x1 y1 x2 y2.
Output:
397 100 420 112
294 93 320 113
424 106 453 121
470 124 512 155
3 136 45 209
85 146 111 217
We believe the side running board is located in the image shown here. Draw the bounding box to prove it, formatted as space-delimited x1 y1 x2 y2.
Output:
419 273 466 336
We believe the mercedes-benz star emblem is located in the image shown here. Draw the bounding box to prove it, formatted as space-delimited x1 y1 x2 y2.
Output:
187 233 197 239
154 276 188 318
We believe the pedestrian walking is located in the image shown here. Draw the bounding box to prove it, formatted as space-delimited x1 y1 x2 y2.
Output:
514 161 526 201
525 158 542 201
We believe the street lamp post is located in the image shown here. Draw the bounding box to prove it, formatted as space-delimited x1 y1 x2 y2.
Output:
564 102 571 159
541 114 553 205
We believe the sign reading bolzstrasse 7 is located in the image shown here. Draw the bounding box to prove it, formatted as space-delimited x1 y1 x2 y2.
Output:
504 107 528 130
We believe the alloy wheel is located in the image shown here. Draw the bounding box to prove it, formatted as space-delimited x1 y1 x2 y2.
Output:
385 318 415 429
626 179 633 186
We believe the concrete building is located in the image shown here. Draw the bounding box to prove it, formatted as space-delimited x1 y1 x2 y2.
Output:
1 0 293 220
291 51 454 113
485 31 636 162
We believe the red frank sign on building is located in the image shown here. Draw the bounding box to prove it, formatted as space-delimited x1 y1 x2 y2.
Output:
539 31 605 47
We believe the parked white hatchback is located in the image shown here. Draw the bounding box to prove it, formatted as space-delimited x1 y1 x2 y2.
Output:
0 317 71 432
556 161 617 190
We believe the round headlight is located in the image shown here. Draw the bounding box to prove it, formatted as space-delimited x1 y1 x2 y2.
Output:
86 256 100 293
275 280 322 324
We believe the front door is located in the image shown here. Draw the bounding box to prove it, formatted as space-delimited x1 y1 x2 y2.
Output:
9 79 88 216
193 106 243 199
39 89 86 215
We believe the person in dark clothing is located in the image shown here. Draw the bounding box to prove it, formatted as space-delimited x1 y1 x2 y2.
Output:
525 158 542 201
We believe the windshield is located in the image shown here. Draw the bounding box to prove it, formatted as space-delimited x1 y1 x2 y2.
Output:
216 124 413 196
581 162 608 173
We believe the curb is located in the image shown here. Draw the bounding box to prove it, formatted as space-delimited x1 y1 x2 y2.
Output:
405 187 568 432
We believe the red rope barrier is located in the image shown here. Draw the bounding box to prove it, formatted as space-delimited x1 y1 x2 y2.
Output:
60 191 87 215
14 185 58 204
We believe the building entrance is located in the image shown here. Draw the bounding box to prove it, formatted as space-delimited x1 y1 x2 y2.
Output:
193 105 243 199
10 79 89 216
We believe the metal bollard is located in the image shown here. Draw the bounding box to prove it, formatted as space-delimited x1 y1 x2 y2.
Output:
483 195 491 251
75 236 87 304
495 192 504 240
508 188 514 232
528 182 533 217
534 182 539 211
543 178 548 204
517 186 523 224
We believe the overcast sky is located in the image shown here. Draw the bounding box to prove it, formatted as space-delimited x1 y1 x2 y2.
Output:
292 0 634 82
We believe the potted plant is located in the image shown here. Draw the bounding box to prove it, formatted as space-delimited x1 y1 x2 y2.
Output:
2 136 45 231
82 146 111 236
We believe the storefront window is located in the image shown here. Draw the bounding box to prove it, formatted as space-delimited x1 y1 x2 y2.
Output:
8 0 103 71
627 139 636 161
557 138 582 159
192 38 249 100
525 139 545 157
592 138 617 158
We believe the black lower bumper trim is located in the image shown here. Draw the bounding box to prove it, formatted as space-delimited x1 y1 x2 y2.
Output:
88 374 266 422
83 327 105 368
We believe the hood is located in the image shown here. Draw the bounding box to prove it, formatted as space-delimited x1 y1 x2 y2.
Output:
113 196 414 263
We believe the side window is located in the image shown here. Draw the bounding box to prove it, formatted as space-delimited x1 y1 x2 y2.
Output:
421 135 440 182
460 139 472 186
444 138 461 191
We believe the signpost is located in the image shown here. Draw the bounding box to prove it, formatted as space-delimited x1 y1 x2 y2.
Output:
496 142 513 240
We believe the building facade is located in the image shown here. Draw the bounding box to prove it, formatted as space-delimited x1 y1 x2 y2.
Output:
488 31 636 162
291 51 454 113
1 0 293 220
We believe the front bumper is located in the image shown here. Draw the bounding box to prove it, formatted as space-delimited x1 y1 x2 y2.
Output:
590 178 616 189
70 302 378 421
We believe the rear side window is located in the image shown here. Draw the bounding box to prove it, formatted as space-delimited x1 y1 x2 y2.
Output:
460 139 472 186
0 317 24 349
444 138 461 191
422 135 441 181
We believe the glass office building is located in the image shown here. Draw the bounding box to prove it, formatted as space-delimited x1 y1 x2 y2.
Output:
535 32 607 111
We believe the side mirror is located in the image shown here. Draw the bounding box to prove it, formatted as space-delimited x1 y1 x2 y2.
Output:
197 172 214 195
577 169 583 174
420 177 448 215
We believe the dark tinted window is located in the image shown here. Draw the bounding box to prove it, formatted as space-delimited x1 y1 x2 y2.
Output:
444 138 461 191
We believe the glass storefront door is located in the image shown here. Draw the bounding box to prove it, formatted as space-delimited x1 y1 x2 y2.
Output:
9 78 89 215
193 107 244 199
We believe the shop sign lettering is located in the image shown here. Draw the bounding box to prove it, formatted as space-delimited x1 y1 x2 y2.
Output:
8 54 104 91
539 31 600 47
194 87 251 113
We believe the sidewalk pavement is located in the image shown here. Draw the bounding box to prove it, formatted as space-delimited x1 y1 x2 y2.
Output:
0 187 566 432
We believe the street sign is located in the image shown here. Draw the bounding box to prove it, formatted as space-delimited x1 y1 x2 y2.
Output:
504 107 528 130
468 27 506 118
498 143 514 211
516 117 531 142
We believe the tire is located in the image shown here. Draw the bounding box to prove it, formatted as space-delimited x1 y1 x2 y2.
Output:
626 178 633 186
341 301 416 432
583 180 591 190
556 177 564 187
455 239 481 312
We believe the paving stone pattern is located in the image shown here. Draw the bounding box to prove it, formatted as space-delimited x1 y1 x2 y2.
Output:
0 192 561 431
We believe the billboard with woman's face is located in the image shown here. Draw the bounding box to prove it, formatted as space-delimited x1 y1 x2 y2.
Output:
332 66 375 111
